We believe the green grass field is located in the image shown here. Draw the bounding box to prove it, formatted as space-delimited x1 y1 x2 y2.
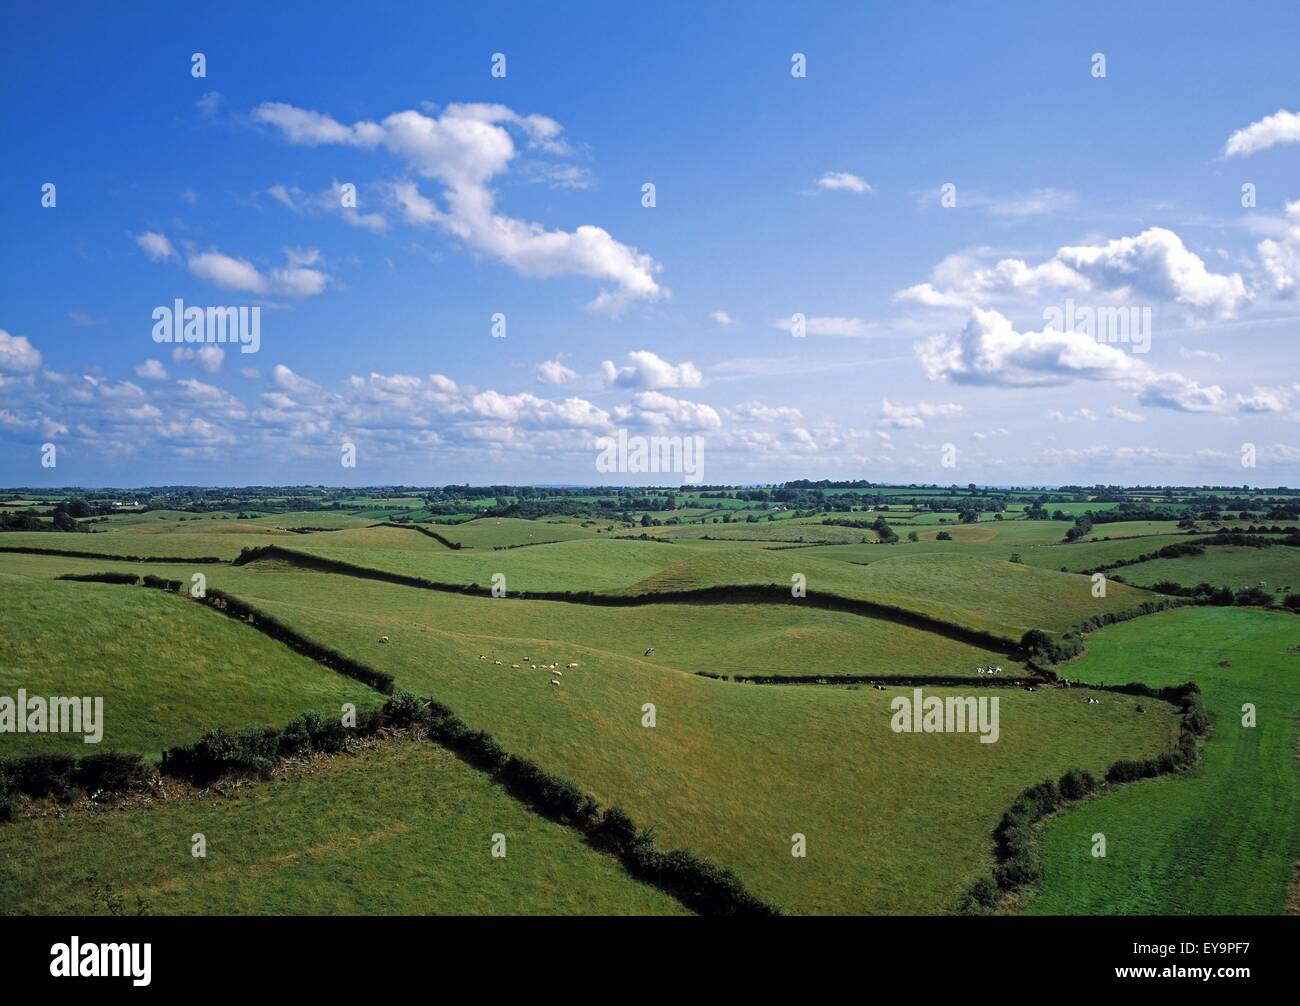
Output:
185 565 1179 914
0 576 383 760
1024 607 1300 915
277 538 1156 641
0 739 687 915
1115 545 1300 594
2 490 1291 917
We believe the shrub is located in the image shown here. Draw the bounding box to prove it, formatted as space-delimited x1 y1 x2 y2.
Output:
1058 768 1098 801
7 753 77 797
0 767 14 821
57 572 140 585
382 690 427 728
962 875 998 910
1233 586 1272 607
72 751 148 792
161 726 281 785
589 806 639 853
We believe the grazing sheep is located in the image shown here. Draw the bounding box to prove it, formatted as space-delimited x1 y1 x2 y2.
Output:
549 679 560 686
379 635 390 643
494 660 503 665
479 655 486 660
553 670 562 676
644 647 655 656
1135 704 1146 714
511 664 520 669
567 663 578 669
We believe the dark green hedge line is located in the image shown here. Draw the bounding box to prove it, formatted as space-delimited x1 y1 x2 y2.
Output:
372 522 461 548
960 681 1210 912
56 571 140 585
1083 530 1300 577
141 574 184 592
0 752 150 820
0 545 224 563
233 544 1022 652
1019 597 1188 665
415 695 780 916
198 589 396 695
155 692 780 916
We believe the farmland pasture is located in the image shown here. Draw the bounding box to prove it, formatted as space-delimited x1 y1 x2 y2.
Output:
1114 544 1300 594
2 485 1293 917
1025 607 1300 915
0 576 382 760
268 538 1156 641
0 739 687 916
183 566 1179 914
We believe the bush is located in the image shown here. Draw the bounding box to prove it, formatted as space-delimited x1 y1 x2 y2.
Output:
1234 586 1272 607
56 572 140 585
161 726 281 785
381 690 427 728
6 753 76 797
1058 768 1098 801
72 751 148 792
589 806 639 853
0 767 14 821
962 875 998 910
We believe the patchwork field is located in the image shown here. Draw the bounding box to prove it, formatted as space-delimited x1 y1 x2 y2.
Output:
0 740 687 916
1115 544 1300 594
3 486 1295 917
0 576 383 760
1025 607 1300 915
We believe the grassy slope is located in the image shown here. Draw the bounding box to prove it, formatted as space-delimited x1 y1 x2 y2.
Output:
1024 607 1300 915
283 536 1154 641
0 740 686 916
0 575 382 760
0 526 293 560
0 551 1022 681
433 517 599 548
1115 545 1300 594
623 551 1155 640
196 567 1179 914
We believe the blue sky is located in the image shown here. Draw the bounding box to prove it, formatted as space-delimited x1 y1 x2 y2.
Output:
2 0 1299 487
